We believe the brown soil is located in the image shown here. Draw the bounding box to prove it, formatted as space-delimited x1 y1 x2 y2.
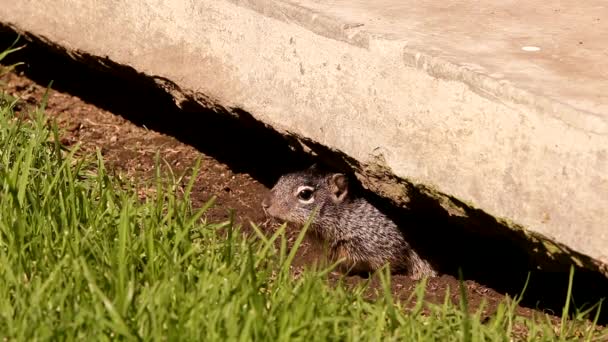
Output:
1 33 606 337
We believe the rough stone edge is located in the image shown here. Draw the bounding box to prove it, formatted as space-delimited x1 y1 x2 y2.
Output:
230 0 607 135
403 51 608 135
230 0 370 49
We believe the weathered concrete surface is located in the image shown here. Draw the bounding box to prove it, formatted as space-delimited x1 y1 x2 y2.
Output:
1 1 606 269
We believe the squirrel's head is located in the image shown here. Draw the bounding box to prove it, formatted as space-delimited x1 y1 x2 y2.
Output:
262 164 349 225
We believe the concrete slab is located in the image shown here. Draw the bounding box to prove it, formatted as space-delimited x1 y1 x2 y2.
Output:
1 0 606 271
280 0 608 123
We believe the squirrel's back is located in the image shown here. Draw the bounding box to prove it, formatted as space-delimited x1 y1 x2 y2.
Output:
262 165 436 278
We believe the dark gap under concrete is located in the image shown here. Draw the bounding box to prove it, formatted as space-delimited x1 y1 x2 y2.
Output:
1 28 606 324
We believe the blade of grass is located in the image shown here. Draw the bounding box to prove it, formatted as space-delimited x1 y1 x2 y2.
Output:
80 258 137 340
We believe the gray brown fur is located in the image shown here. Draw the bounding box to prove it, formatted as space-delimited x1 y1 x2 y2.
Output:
262 165 437 279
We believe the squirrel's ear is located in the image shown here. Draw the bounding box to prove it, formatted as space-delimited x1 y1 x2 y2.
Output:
329 173 348 202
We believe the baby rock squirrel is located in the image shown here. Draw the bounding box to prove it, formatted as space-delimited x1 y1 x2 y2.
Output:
262 165 437 279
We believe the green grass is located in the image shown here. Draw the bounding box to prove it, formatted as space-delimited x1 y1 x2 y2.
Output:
0 47 605 341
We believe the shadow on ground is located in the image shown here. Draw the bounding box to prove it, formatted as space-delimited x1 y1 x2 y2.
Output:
1 28 606 324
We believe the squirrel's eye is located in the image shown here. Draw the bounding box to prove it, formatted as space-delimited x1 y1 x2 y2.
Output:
296 186 315 203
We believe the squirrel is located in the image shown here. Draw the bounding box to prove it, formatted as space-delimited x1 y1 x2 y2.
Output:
262 164 437 279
